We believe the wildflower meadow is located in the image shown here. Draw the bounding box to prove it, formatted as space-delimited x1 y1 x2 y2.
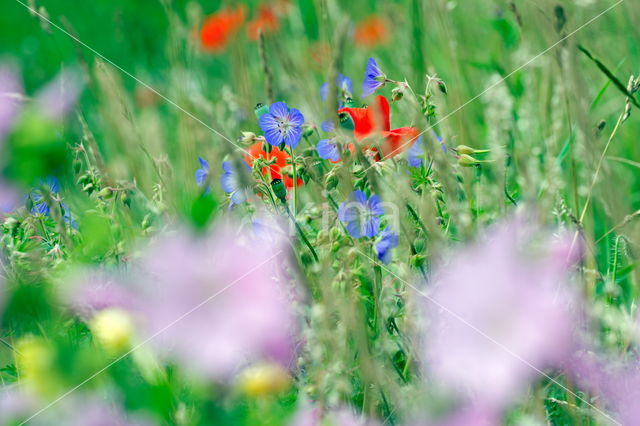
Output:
1 0 640 424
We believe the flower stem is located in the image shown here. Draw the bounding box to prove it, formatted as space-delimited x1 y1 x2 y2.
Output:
283 202 318 263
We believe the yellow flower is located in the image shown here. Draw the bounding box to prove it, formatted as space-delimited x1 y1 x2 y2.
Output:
15 336 60 396
237 362 292 397
90 308 134 354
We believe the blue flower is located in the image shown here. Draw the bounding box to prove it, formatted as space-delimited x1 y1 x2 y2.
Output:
195 157 210 187
407 136 426 168
320 120 335 133
320 74 353 101
61 202 78 228
338 190 384 238
362 57 386 98
317 139 340 162
376 227 399 264
220 161 251 205
31 176 60 216
259 102 305 148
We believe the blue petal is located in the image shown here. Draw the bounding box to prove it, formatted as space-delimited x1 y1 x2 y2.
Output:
288 108 305 127
33 201 49 216
195 169 209 186
407 136 425 168
338 74 353 95
317 139 340 161
368 194 384 216
45 176 60 193
259 112 279 132
230 189 247 205
264 127 284 146
376 228 399 264
352 190 368 205
220 172 238 193
362 79 383 98
338 202 359 223
284 126 302 149
320 83 329 101
198 157 210 170
269 102 289 119
222 161 233 173
362 215 380 238
346 219 363 239
321 120 335 133
366 57 383 79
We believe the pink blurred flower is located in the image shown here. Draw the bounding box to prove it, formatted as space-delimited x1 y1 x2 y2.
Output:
0 66 22 142
423 217 580 409
0 180 19 216
35 68 83 121
63 269 138 321
289 402 378 426
133 221 297 380
0 389 152 426
571 352 640 425
434 405 499 426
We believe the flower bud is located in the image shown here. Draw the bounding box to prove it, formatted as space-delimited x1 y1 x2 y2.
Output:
316 229 329 245
325 173 339 191
254 103 269 119
410 254 426 269
458 154 479 167
97 187 113 199
302 124 315 138
237 362 292 397
456 145 490 155
240 131 256 144
391 86 404 102
437 79 448 95
329 227 342 241
90 308 134 354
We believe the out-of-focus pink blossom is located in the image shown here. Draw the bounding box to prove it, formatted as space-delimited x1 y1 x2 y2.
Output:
0 390 153 426
571 352 640 425
62 269 138 321
133 221 296 380
289 402 378 426
35 68 83 121
0 180 19 216
423 217 580 409
0 66 22 142
434 405 499 426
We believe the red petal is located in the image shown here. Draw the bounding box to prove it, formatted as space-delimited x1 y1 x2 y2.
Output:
244 142 303 189
380 127 420 158
338 95 390 139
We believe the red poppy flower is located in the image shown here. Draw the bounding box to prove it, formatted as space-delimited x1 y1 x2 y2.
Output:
339 95 390 140
338 96 419 159
244 141 303 188
354 16 390 47
247 5 279 41
200 6 246 52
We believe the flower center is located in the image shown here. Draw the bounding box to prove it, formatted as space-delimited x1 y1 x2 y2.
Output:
276 117 291 134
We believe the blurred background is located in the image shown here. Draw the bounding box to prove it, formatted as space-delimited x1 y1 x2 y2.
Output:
2 0 640 424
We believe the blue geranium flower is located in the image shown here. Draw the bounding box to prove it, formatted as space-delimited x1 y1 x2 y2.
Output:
407 136 426 168
338 190 384 238
362 57 386 98
31 176 60 216
376 227 399 264
259 102 305 148
195 157 210 187
320 74 353 101
317 139 340 162
220 161 252 205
